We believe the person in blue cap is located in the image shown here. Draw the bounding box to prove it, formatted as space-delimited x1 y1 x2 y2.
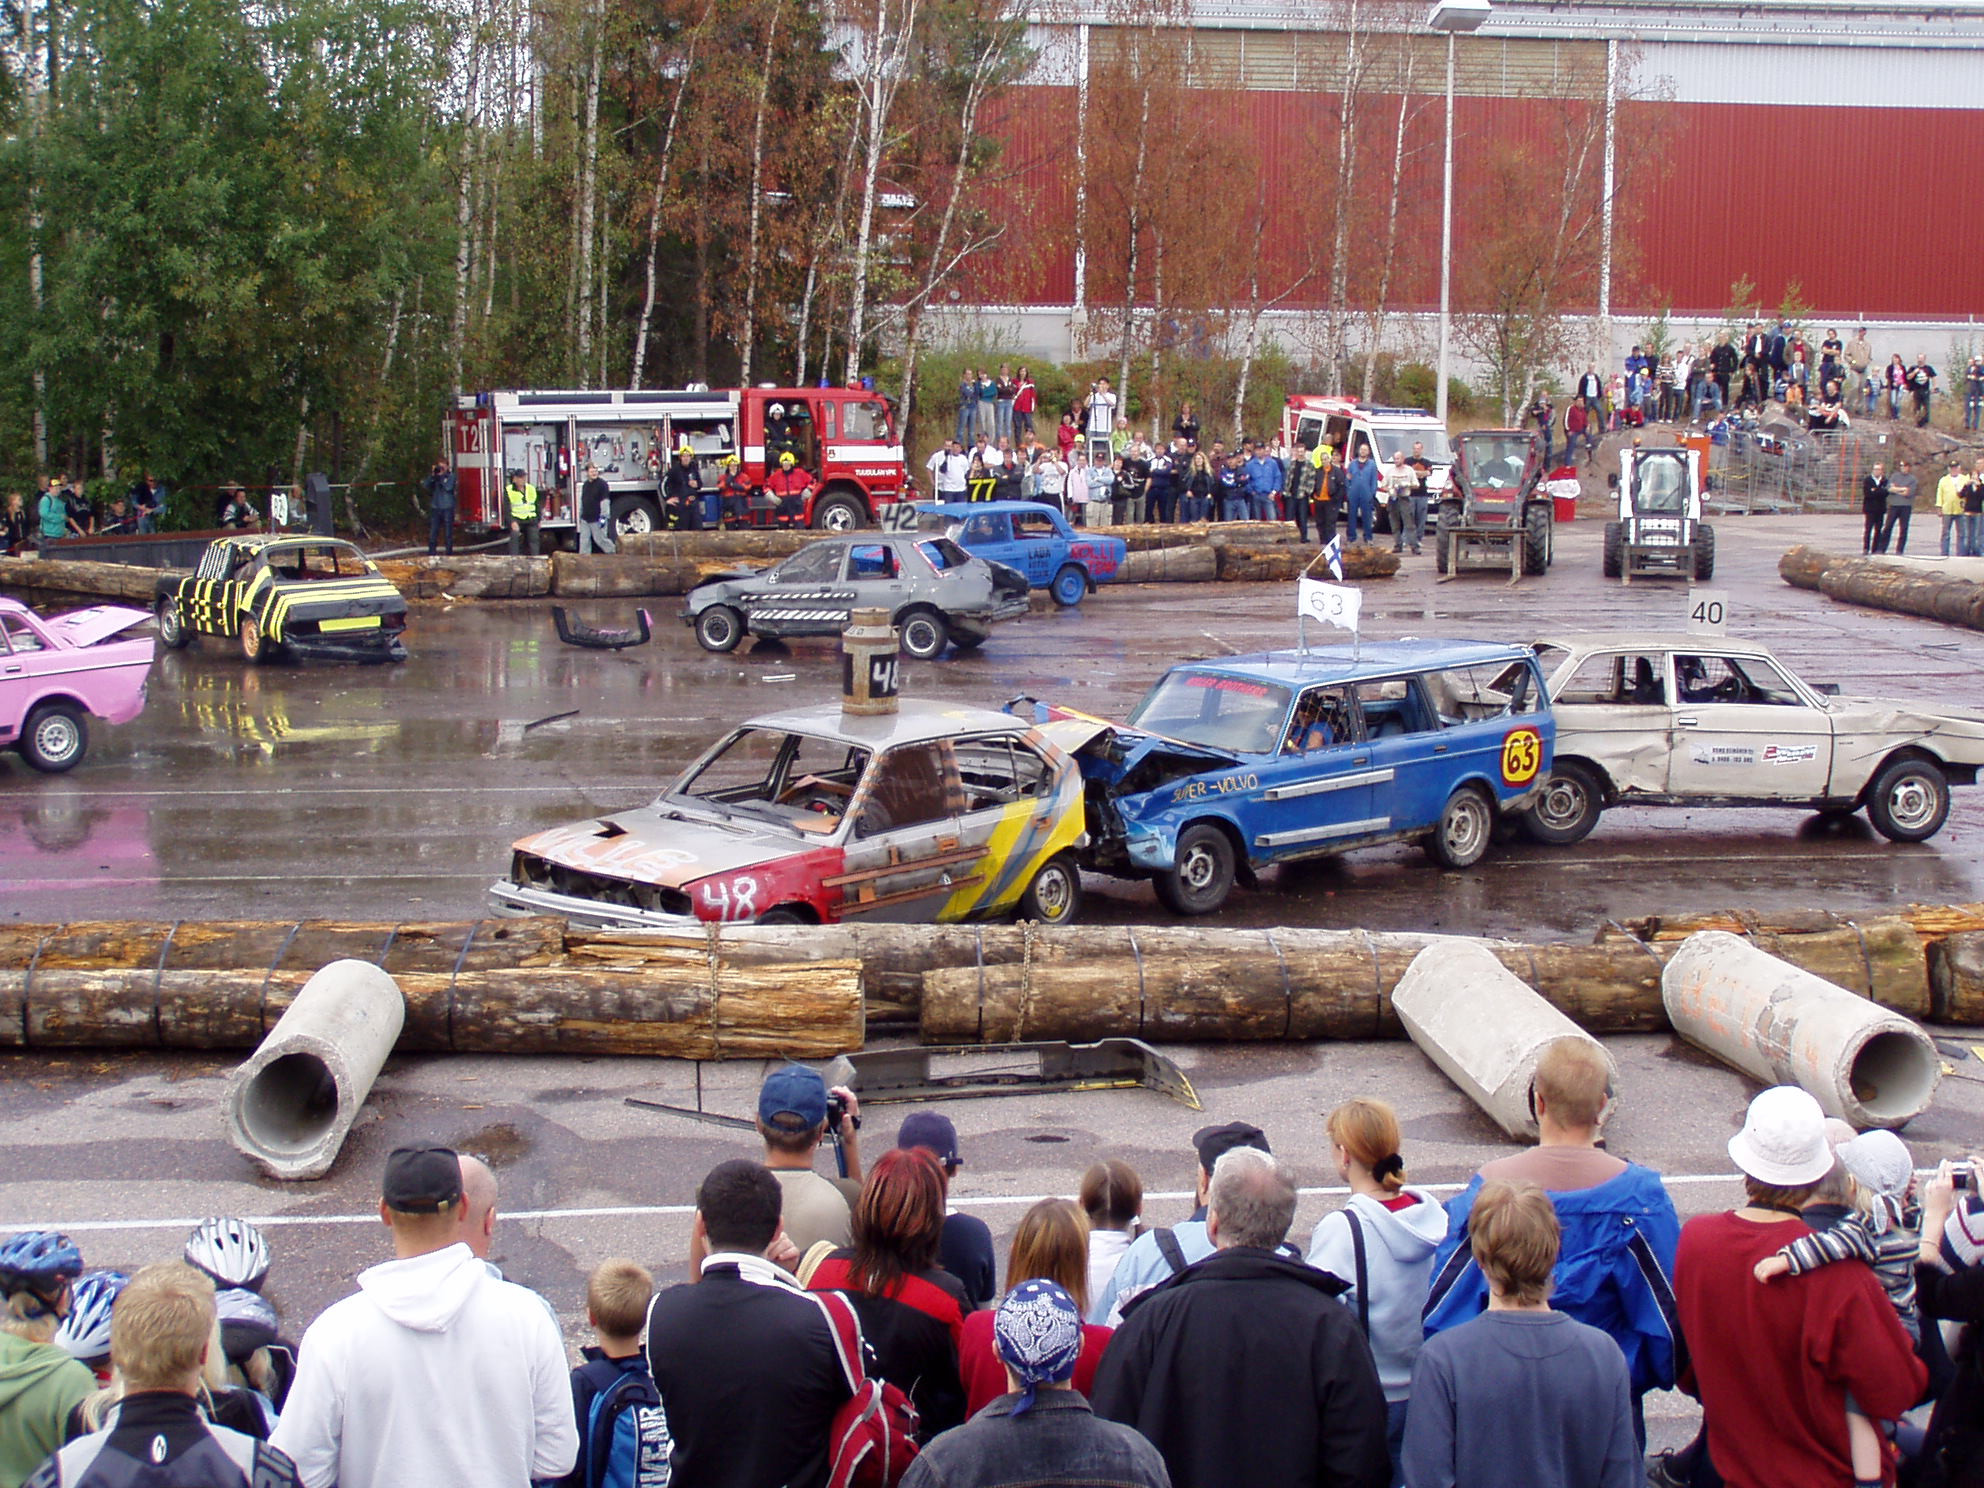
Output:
758 1065 864 1256
898 1281 1170 1488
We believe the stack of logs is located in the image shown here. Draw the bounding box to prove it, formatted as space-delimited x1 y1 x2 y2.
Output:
4 905 1984 1058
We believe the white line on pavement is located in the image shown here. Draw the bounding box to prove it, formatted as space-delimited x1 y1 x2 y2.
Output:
1 1173 1748 1233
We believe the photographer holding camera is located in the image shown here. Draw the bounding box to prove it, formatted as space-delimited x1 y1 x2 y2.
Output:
751 1065 864 1256
1915 1158 1984 1487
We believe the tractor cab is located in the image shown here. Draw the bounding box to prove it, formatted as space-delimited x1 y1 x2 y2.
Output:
1434 428 1554 577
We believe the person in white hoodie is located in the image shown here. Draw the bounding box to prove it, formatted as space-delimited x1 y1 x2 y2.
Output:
1307 1099 1449 1488
269 1144 576 1488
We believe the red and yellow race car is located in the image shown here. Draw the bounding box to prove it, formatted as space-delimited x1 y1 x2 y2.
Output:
490 699 1090 927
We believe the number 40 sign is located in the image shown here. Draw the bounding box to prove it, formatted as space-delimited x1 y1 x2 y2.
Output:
1687 588 1729 636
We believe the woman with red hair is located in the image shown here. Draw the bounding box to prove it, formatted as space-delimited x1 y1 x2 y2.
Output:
806 1146 968 1438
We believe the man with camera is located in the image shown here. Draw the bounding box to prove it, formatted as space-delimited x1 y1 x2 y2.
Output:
754 1065 864 1254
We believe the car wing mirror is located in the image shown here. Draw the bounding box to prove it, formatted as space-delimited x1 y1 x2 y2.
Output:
1811 682 1841 696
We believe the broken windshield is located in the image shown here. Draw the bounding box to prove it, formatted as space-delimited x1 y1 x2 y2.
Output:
1128 670 1291 756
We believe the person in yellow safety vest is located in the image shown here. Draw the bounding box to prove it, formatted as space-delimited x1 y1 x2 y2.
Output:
505 470 540 556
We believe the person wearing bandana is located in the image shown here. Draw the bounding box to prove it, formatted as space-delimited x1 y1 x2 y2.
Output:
898 1282 1169 1488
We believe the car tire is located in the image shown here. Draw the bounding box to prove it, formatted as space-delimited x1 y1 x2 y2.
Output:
1865 756 1950 842
610 496 662 537
1692 524 1716 580
1522 504 1552 573
20 703 87 773
1018 852 1083 926
240 615 269 663
1521 760 1605 846
1050 564 1088 608
155 599 189 650
1423 785 1494 869
694 605 745 653
755 907 809 925
1153 823 1236 916
946 630 986 652
897 607 947 661
1601 522 1624 578
812 494 866 532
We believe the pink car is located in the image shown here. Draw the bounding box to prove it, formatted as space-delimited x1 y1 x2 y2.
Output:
0 598 156 772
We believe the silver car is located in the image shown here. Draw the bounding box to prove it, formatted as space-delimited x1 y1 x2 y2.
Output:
1525 632 1984 845
681 535 1031 659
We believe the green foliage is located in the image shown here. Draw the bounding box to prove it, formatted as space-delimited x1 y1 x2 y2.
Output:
1775 279 1813 337
1640 304 1674 363
1722 276 1762 336
1388 363 1474 417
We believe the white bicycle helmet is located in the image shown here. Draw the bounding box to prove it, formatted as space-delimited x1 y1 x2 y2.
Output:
184 1217 271 1292
54 1269 127 1364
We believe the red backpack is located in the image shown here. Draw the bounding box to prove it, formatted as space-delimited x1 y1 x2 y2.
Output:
811 1288 921 1488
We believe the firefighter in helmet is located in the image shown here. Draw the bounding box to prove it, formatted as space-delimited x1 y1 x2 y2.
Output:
661 444 703 531
765 451 815 525
505 469 541 555
717 454 753 527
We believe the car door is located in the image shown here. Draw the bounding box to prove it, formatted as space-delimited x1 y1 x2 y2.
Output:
1547 648 1672 797
830 740 972 922
945 733 1073 914
1354 676 1462 832
1007 511 1060 588
1245 684 1383 859
843 541 912 617
1664 651 1834 799
747 541 853 636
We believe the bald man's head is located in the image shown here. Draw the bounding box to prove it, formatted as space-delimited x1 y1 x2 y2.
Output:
458 1155 498 1257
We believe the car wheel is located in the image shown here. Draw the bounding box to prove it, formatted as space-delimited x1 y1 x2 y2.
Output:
1692 524 1716 580
1521 760 1605 846
1153 823 1235 916
1423 785 1494 869
239 615 268 663
1050 563 1088 608
1865 756 1950 842
755 907 809 925
1601 521 1624 579
946 630 986 652
20 703 87 773
1018 852 1083 926
812 495 866 532
897 607 947 661
156 599 189 650
1522 504 1552 574
694 605 745 653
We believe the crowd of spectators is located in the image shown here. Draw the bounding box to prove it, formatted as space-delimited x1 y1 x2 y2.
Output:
5 1046 1979 1488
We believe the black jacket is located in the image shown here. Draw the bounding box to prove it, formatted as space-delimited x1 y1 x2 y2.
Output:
1090 1246 1389 1488
1863 475 1890 515
580 476 610 524
901 1391 1171 1488
646 1260 851 1488
1919 1261 1984 1486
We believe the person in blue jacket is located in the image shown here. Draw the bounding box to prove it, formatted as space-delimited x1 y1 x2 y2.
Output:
1345 446 1381 545
1422 1036 1681 1448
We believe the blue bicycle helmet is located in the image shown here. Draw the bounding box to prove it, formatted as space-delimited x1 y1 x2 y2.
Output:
0 1231 84 1314
54 1269 127 1364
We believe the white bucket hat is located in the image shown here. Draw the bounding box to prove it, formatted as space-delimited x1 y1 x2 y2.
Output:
1728 1086 1834 1188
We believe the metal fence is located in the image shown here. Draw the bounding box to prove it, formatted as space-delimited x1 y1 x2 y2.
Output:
1706 427 1870 515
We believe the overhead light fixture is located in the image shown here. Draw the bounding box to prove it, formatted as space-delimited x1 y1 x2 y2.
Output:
1428 0 1491 32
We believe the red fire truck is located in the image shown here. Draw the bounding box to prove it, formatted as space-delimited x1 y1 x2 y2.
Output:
446 385 910 536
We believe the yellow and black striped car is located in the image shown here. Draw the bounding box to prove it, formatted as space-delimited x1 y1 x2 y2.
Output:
154 536 408 663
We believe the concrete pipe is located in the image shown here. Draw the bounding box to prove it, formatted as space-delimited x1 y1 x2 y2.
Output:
1392 940 1617 1139
224 959 406 1180
1662 930 1941 1130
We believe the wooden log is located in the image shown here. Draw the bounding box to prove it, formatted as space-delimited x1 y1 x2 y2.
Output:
1930 932 1984 1024
1818 560 1984 632
1597 913 1931 1017
1213 546 1307 583
1778 545 1840 591
1607 903 1984 943
1117 545 1218 584
0 959 860 1056
0 918 566 977
0 558 167 606
617 530 820 561
549 552 709 598
400 556 552 599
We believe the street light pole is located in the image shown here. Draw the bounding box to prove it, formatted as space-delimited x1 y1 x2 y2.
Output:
1437 29 1455 429
1427 0 1488 431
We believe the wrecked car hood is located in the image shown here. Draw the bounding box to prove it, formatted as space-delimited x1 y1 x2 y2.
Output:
1037 714 1243 783
41 605 154 648
511 805 809 886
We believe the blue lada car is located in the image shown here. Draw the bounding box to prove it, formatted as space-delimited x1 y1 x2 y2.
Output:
1020 640 1554 914
914 501 1126 607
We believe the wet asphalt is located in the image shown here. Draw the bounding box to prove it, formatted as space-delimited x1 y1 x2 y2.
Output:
3 511 1982 1451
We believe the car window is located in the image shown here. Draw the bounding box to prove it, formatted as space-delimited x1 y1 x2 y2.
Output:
847 544 897 580
955 735 1053 809
1458 435 1529 489
773 544 845 584
1012 513 1059 541
672 728 870 825
1634 455 1690 512
0 614 44 653
1129 670 1293 756
1283 685 1359 752
1676 654 1804 706
1421 661 1540 724
291 544 373 578
1356 678 1436 737
840 399 891 443
1558 653 1667 705
917 538 971 572
856 742 953 838
959 515 1006 546
1372 427 1453 464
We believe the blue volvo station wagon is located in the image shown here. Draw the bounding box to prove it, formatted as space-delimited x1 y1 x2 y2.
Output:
1020 640 1555 914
